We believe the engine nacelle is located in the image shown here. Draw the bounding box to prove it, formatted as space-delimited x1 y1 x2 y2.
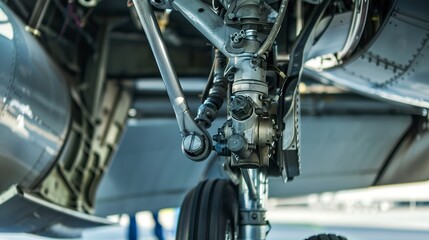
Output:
0 2 71 193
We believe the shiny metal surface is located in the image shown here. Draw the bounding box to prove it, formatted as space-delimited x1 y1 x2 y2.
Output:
337 0 370 59
0 3 71 192
240 169 268 212
239 225 267 240
311 0 429 108
132 0 212 161
0 185 111 238
241 169 258 200
307 12 352 59
239 169 269 240
171 0 236 57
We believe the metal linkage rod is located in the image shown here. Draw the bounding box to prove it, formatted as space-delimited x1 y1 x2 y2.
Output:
132 0 212 161
26 0 51 36
241 169 258 200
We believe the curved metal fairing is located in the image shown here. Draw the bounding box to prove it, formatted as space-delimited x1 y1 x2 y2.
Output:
308 0 429 109
0 3 71 193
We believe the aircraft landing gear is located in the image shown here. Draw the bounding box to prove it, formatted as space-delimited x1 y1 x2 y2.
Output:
131 0 345 239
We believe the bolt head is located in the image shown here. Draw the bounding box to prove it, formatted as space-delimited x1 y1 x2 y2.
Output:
229 95 253 120
183 134 203 154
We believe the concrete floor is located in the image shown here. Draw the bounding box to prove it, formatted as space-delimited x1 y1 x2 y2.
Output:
1 207 428 240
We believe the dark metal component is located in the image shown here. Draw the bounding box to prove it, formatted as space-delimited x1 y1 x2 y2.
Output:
0 185 112 238
195 105 217 128
200 61 215 103
229 95 253 121
132 0 212 161
213 121 232 156
276 0 331 181
277 77 300 181
287 0 332 77
304 0 324 4
196 49 228 128
214 142 230 156
227 134 251 159
149 0 172 9
84 21 111 117
27 0 51 35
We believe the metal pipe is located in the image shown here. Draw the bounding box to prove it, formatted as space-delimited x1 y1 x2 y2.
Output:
26 0 51 36
241 169 258 200
132 0 185 113
254 0 289 58
201 60 215 103
132 0 212 161
196 49 227 128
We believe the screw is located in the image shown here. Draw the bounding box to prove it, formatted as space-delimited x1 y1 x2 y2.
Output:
182 134 203 155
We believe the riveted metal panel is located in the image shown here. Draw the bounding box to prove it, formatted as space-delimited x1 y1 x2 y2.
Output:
310 0 429 108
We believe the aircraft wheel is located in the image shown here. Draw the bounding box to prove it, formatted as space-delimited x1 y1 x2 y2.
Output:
176 179 238 240
305 234 348 240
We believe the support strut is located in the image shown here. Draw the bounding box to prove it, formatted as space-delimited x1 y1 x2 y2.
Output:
132 0 212 161
239 169 269 240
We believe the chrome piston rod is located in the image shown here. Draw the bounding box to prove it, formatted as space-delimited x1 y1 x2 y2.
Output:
239 169 269 240
132 0 212 161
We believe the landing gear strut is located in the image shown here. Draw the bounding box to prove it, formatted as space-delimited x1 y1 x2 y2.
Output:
131 0 337 239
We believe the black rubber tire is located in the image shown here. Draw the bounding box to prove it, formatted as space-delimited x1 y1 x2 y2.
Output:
176 179 238 240
305 234 348 240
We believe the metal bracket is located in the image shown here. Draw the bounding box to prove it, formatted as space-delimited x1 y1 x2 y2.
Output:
287 0 332 77
171 0 237 57
277 0 332 182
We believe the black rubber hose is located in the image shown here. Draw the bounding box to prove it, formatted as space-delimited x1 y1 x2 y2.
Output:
195 49 228 128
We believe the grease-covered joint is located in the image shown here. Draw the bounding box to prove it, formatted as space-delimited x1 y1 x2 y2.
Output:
195 49 228 128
